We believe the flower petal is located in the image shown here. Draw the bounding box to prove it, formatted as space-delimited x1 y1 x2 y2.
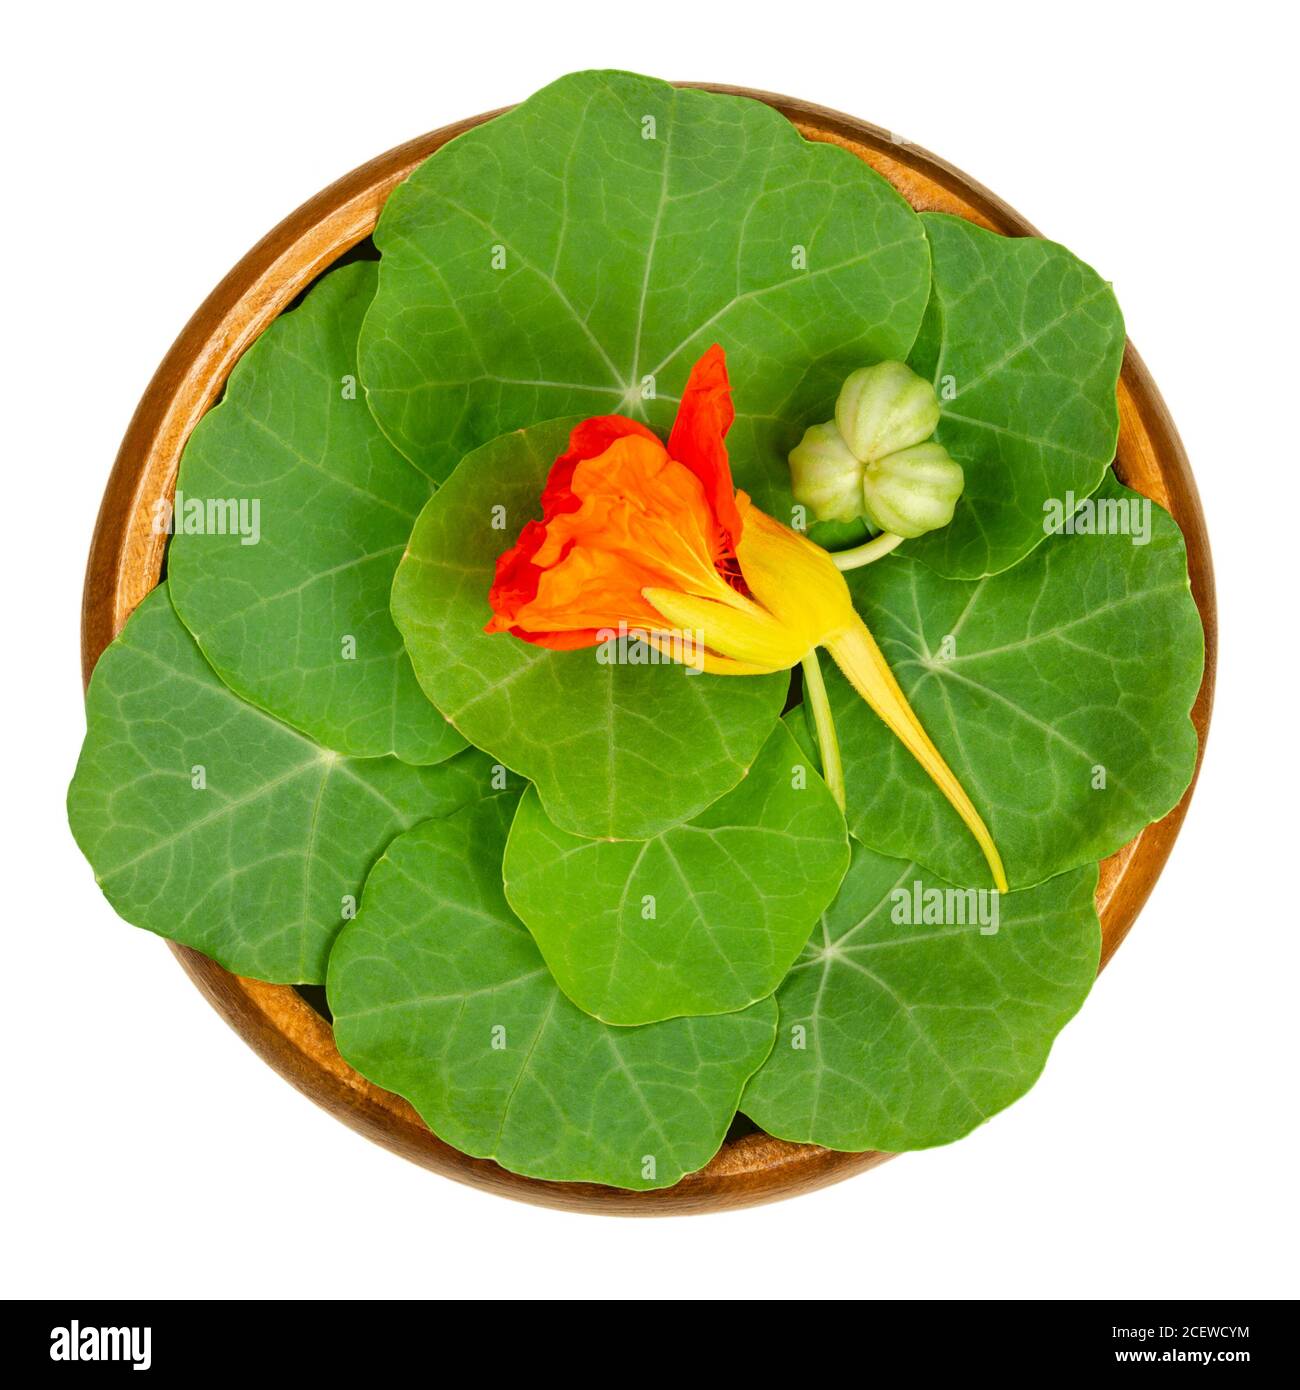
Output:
487 350 752 662
543 414 661 515
643 586 803 673
495 434 738 645
667 343 744 548
487 415 661 639
733 500 856 650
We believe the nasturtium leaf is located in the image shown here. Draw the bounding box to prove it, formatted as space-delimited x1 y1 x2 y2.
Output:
359 68 931 518
167 262 463 765
67 585 501 984
902 213 1126 579
741 840 1100 1151
328 797 777 1190
503 722 850 1025
830 477 1203 889
739 845 1095 1150
391 417 787 839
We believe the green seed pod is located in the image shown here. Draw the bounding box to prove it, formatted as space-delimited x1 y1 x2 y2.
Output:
835 361 940 463
861 441 965 538
788 420 864 523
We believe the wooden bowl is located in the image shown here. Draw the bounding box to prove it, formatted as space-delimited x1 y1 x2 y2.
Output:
80 85 1217 1215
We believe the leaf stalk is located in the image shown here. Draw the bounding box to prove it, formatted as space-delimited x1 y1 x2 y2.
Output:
799 649 846 811
830 532 906 570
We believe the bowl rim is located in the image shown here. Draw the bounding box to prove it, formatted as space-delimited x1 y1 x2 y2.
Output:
79 82 1217 1216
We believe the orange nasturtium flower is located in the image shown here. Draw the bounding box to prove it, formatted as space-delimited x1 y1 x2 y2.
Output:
486 345 1008 892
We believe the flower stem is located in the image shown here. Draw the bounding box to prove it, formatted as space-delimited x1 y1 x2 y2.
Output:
823 615 1009 893
800 650 846 811
831 532 905 570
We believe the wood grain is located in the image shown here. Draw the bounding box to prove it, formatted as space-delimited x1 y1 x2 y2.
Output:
79 86 1217 1215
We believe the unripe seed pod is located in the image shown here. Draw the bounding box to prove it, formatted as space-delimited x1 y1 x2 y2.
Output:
788 421 864 523
861 441 965 539
835 361 940 463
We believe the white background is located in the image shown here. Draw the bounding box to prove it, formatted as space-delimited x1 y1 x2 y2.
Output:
4 0 1296 1301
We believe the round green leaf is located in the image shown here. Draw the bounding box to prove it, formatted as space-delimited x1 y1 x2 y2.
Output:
328 797 778 1190
503 722 849 1024
391 417 787 839
68 585 498 983
742 839 1100 1151
902 213 1126 579
168 260 464 765
359 67 930 516
832 477 1203 888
